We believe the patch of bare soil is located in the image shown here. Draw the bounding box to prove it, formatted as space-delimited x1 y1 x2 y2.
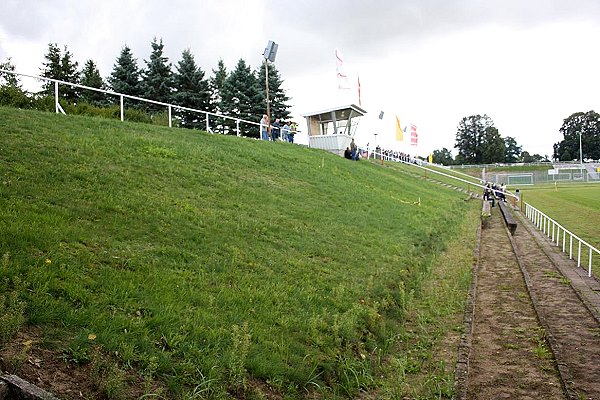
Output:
467 208 565 399
0 327 100 399
513 211 600 400
0 327 149 400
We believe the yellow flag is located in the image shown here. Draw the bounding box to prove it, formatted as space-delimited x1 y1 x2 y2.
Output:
428 154 433 163
395 115 404 141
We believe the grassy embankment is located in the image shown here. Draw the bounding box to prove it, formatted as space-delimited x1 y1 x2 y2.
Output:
520 184 600 276
374 160 482 195
0 107 480 399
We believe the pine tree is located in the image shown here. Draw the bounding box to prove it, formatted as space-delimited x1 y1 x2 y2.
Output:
141 37 173 112
40 43 79 100
172 49 211 129
221 58 260 136
209 59 228 133
108 45 143 99
210 59 227 114
79 59 106 106
256 62 291 123
40 43 61 95
0 57 20 87
60 47 79 100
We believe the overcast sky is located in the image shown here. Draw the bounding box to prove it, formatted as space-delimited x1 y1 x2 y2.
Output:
2 0 600 156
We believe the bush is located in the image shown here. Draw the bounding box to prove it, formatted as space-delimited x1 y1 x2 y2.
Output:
0 85 32 108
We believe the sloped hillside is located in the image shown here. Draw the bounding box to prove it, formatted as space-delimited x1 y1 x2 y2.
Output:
0 107 480 399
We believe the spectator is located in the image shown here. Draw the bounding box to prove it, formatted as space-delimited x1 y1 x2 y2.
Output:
350 138 357 160
260 115 269 141
272 118 281 141
282 121 291 142
289 122 297 143
344 147 352 159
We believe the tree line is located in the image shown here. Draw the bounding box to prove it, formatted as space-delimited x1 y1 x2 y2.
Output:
433 112 600 165
0 38 291 137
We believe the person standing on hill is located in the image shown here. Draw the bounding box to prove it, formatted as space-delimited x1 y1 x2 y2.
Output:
282 121 291 142
272 118 281 141
260 115 269 141
350 138 357 160
289 122 297 143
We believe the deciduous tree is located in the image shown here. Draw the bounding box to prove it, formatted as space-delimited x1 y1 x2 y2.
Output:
455 114 506 164
553 111 600 161
432 148 454 165
504 136 522 163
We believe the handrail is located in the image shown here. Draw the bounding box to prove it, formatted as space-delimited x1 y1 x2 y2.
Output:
524 202 599 277
0 69 300 138
365 149 516 200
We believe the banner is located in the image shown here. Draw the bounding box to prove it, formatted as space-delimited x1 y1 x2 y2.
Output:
357 75 362 106
410 124 418 146
335 48 350 89
395 115 404 141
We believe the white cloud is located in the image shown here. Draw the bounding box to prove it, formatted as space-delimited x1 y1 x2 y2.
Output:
1 0 599 157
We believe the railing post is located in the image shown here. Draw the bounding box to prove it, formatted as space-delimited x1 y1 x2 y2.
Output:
236 120 240 137
120 95 124 122
168 106 172 128
562 229 566 252
54 81 59 114
569 235 573 259
589 248 593 277
578 241 582 268
206 113 210 132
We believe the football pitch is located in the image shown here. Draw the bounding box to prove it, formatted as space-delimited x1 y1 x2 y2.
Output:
518 183 600 276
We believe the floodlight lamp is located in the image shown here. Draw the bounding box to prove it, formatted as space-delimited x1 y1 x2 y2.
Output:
263 40 278 62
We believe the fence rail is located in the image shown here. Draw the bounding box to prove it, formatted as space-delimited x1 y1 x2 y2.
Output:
524 202 599 277
0 69 290 139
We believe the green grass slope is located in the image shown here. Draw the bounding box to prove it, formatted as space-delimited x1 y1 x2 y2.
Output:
0 107 480 399
521 184 600 276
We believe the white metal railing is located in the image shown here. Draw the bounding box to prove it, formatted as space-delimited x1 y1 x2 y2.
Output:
364 148 517 200
0 69 299 140
525 202 599 277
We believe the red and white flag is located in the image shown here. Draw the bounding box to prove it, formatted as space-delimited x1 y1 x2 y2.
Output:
410 124 418 146
335 48 350 90
357 74 362 106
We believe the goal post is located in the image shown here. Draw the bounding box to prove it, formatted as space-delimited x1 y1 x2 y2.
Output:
507 173 534 186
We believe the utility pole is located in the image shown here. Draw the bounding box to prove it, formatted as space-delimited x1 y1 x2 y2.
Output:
263 41 278 138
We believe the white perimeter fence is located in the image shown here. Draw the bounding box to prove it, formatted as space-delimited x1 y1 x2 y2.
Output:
525 203 599 277
364 151 599 279
0 69 297 139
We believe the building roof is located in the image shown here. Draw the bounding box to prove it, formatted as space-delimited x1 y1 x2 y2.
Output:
301 104 367 122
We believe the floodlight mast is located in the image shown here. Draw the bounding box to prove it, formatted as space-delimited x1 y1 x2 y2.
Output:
263 41 278 137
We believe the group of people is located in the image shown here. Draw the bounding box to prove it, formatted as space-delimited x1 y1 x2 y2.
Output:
344 138 360 160
260 115 297 143
483 182 507 202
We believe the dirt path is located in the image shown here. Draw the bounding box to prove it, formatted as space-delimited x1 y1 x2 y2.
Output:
466 208 565 399
512 210 600 399
462 204 600 400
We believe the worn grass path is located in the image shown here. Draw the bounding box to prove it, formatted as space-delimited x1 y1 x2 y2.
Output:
464 204 600 399
466 208 564 399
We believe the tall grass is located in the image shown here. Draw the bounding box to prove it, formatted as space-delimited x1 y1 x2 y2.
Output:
0 107 479 398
